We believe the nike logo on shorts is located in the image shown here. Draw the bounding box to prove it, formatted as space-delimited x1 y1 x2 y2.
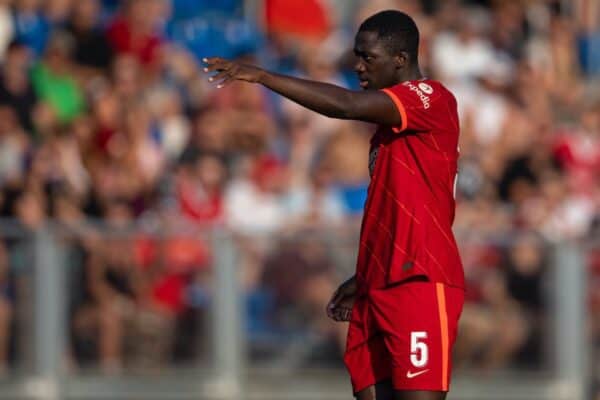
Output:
406 369 429 379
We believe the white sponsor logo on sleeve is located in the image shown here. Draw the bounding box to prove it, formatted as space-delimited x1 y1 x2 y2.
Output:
403 81 433 109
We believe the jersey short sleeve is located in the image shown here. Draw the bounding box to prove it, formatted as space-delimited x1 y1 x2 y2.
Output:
381 80 445 133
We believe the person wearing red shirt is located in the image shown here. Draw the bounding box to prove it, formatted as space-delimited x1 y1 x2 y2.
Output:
105 0 163 68
205 10 464 400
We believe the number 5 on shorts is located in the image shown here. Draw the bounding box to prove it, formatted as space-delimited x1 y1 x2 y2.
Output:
410 331 428 368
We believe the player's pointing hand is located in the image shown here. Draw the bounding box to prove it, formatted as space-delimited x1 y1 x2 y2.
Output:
203 57 265 88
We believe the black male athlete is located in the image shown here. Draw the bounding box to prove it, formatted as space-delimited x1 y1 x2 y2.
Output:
204 10 465 400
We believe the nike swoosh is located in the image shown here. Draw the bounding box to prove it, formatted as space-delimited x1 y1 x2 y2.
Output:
406 369 429 379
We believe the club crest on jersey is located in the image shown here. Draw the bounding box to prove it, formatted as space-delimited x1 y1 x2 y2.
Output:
418 82 433 94
403 81 432 109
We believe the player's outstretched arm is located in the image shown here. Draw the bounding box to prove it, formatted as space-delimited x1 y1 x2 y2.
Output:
203 57 401 127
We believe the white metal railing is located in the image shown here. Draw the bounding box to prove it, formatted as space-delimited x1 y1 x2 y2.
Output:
0 221 592 400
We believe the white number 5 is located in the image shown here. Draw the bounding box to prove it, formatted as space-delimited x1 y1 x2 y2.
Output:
410 331 428 368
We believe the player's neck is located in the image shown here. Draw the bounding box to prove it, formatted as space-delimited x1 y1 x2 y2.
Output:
397 65 423 83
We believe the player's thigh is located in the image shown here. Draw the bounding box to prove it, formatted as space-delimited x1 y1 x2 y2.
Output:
394 390 447 400
345 296 394 395
355 380 395 400
369 282 464 392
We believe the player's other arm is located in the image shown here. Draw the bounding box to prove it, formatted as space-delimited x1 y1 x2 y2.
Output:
203 57 402 127
326 275 357 322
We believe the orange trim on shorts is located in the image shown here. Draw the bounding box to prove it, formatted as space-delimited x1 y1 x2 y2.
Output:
436 283 449 391
381 89 408 132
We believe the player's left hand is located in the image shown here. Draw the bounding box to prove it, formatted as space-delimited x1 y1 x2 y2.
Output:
203 57 265 88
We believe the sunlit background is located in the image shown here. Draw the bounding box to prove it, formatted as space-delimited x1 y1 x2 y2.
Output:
0 0 597 399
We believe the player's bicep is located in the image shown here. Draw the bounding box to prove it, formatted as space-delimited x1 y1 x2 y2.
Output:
348 90 403 128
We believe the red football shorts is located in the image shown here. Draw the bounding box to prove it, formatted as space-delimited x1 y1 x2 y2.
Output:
343 281 464 393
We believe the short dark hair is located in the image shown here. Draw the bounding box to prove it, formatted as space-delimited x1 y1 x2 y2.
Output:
359 10 420 63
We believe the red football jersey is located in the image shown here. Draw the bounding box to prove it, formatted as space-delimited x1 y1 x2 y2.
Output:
355 79 465 291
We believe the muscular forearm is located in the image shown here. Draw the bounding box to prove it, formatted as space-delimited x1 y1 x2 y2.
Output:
204 57 398 125
258 71 357 119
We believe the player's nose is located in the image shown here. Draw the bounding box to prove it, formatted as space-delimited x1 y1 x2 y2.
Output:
354 59 365 73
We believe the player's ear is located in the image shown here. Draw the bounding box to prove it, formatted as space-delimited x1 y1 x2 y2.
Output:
394 52 409 68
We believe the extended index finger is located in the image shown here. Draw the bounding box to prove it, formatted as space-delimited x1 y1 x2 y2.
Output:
202 57 229 72
202 57 223 65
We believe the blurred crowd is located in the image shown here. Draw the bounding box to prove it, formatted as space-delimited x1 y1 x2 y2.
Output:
0 0 597 392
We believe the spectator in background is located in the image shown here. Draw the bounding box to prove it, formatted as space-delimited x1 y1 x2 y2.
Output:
120 99 165 191
256 237 345 362
503 233 547 366
280 42 350 147
49 125 90 197
13 190 46 231
224 155 289 235
11 0 50 57
0 0 14 61
536 172 595 240
552 102 600 191
431 7 503 84
110 54 142 102
283 159 347 230
52 187 86 229
105 0 165 75
489 1 527 60
0 107 30 187
43 0 73 26
65 0 113 76
0 41 38 133
161 46 208 111
146 87 190 162
129 233 210 369
183 109 232 158
455 267 530 371
31 31 84 125
73 200 139 372
175 151 227 225
88 82 121 159
319 124 370 217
